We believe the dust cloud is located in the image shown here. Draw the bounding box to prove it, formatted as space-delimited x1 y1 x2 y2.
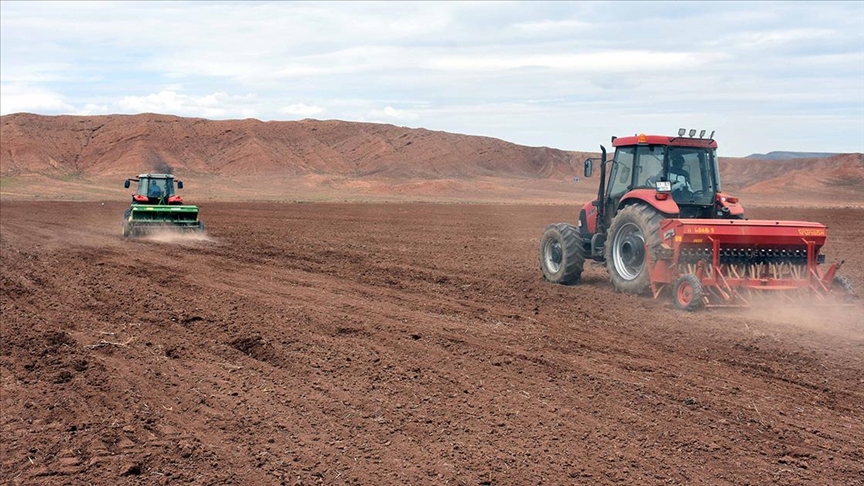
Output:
139 228 215 245
735 298 864 340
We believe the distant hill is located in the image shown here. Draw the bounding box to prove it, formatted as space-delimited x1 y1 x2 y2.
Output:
0 113 589 179
0 113 861 204
745 151 839 160
719 153 864 205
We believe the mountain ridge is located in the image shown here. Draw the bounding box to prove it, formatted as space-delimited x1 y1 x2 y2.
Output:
745 151 839 160
1 113 861 204
0 113 587 180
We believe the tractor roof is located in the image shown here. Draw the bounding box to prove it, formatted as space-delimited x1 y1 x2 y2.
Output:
612 134 718 149
137 173 175 179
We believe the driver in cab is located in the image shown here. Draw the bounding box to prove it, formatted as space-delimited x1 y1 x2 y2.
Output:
668 154 692 193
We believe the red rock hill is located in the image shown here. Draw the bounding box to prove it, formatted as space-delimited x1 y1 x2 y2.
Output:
0 113 587 179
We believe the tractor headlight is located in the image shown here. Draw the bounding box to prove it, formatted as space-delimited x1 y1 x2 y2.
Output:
656 180 672 193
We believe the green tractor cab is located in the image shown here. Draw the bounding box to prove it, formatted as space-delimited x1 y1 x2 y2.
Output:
122 174 205 237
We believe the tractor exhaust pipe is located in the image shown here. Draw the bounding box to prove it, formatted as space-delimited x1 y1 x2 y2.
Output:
596 145 608 234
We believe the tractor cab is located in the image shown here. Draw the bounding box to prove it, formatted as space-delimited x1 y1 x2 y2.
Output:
581 131 744 238
607 139 720 219
124 173 184 205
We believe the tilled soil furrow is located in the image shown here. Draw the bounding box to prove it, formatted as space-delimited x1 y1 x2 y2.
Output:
1 201 862 484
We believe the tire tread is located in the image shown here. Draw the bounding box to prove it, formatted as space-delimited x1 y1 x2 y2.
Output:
540 223 585 285
604 204 664 294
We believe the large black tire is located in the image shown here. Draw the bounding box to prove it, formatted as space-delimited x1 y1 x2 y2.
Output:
673 274 705 311
539 223 585 285
605 204 664 294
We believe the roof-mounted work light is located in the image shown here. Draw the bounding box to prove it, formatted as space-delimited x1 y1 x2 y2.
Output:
678 128 686 136
689 129 697 137
699 130 706 138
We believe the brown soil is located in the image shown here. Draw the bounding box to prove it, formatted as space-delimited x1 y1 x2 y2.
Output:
2 202 863 485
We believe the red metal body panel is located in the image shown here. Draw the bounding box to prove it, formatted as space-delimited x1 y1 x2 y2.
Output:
662 218 826 246
613 134 718 149
581 200 598 234
619 189 680 215
647 218 839 307
715 192 744 216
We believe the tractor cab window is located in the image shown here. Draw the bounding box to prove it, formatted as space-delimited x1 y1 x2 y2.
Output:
666 148 716 206
634 145 665 188
609 146 635 199
140 179 172 198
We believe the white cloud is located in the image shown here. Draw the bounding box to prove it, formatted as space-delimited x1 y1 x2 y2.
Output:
1 2 862 154
365 106 420 122
281 103 325 116
75 103 110 116
0 63 76 84
426 50 714 72
115 91 259 118
736 28 838 47
0 83 74 114
514 19 590 33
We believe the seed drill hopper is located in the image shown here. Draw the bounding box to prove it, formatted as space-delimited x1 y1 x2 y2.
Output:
122 174 205 237
540 129 856 310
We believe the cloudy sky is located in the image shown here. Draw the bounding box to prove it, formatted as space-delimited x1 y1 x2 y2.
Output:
1 1 862 156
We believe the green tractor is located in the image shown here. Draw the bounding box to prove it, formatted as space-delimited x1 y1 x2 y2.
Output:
122 173 205 237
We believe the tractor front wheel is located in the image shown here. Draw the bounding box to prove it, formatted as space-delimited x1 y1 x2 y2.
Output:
674 274 705 311
539 223 585 285
605 204 664 294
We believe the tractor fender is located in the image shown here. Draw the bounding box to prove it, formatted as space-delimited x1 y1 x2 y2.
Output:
716 192 745 217
579 200 599 235
617 189 680 216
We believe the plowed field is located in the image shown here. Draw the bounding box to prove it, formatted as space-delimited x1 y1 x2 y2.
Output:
2 202 863 485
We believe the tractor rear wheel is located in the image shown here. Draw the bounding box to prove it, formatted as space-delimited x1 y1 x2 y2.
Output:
539 223 585 285
605 204 664 294
674 274 704 311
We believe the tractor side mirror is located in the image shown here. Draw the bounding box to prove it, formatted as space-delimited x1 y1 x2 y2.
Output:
584 159 593 178
177 180 184 189
124 180 130 189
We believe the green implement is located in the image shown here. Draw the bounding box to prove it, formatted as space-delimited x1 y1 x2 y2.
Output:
121 173 206 237
122 205 203 237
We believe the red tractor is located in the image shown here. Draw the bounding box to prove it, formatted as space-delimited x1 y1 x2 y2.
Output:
540 130 856 310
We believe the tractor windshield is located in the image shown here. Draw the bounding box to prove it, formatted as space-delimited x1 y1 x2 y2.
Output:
632 145 718 206
138 178 175 199
666 147 718 206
